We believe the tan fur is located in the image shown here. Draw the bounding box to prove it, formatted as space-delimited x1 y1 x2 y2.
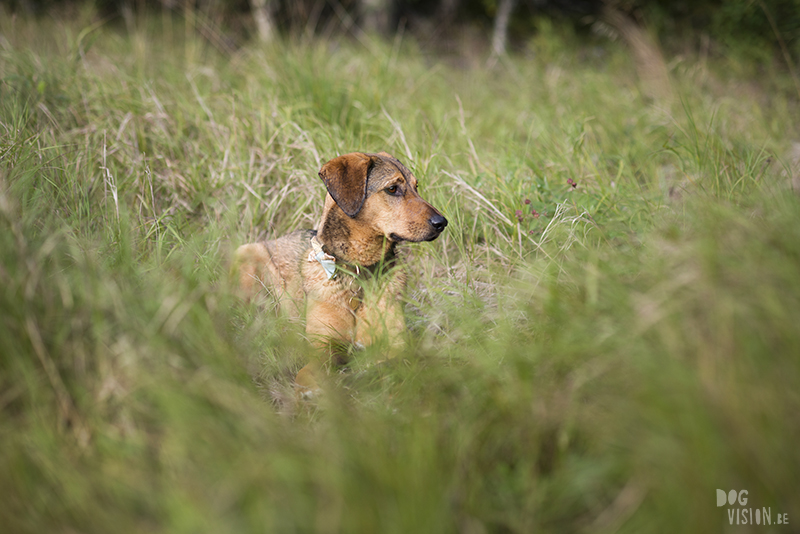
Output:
233 152 447 397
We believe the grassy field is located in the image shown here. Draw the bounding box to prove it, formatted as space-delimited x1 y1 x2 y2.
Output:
2 8 800 533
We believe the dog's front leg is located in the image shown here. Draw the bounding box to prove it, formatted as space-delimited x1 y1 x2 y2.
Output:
296 297 356 398
355 292 406 359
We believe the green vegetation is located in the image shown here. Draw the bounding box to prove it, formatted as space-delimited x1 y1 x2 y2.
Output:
2 8 799 533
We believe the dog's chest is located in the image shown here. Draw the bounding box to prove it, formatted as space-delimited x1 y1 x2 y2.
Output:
302 259 405 312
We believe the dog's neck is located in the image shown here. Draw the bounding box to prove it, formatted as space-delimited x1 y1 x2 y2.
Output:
317 203 396 268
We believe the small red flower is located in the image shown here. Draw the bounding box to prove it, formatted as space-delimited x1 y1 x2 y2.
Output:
531 209 540 219
567 178 577 188
515 209 524 222
524 198 531 205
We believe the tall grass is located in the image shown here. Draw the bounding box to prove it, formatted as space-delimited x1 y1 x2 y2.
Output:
1 8 799 533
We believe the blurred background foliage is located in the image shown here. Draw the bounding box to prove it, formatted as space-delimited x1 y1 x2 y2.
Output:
5 0 800 65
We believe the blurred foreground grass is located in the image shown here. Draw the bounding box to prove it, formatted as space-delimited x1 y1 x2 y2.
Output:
1 8 799 533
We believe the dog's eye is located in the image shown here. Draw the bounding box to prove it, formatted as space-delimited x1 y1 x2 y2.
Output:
386 185 400 196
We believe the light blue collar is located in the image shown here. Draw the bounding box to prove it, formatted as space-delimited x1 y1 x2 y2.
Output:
308 236 337 280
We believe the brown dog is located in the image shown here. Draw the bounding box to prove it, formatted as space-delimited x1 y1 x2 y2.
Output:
234 152 447 397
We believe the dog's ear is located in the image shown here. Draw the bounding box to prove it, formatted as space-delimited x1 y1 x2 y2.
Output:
318 153 372 218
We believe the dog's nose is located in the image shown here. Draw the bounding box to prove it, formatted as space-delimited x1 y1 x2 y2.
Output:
430 214 448 232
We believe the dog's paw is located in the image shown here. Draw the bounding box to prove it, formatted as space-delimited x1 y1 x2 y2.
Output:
296 384 323 401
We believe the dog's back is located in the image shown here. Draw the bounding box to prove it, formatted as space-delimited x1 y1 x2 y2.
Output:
234 229 315 315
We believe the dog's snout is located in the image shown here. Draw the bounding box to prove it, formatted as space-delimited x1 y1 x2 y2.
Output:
430 214 448 232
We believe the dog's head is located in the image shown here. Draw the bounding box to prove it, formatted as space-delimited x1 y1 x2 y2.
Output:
318 152 447 243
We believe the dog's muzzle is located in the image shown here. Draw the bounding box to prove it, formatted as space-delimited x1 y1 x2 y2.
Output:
429 214 448 233
422 213 448 241
390 213 448 243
